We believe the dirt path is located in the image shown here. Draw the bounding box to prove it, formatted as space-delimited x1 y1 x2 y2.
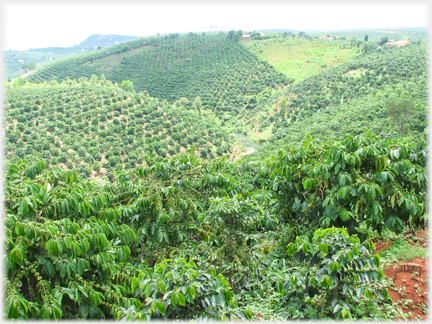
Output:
11 69 38 82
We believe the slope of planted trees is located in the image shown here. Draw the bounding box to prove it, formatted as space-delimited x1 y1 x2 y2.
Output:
26 33 290 115
5 130 427 320
4 79 232 178
279 41 427 115
250 79 428 158
239 41 427 146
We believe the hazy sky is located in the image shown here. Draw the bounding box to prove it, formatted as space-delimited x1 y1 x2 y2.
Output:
2 1 430 51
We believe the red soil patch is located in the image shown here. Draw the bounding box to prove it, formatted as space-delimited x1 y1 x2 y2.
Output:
376 230 429 320
384 257 428 320
375 241 392 253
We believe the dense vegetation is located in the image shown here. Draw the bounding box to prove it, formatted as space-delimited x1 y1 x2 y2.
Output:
4 28 428 321
245 78 428 159
27 33 290 116
5 129 427 320
4 79 233 177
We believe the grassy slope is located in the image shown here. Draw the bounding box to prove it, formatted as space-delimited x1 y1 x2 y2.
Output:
237 41 428 160
242 37 359 82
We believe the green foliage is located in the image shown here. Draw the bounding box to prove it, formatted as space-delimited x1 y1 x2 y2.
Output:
255 130 427 236
3 155 253 320
3 30 428 321
121 258 241 320
281 227 388 319
386 99 416 136
245 42 427 148
254 79 428 155
27 33 289 114
120 80 135 93
4 81 232 173
379 36 389 46
22 61 37 71
4 126 427 320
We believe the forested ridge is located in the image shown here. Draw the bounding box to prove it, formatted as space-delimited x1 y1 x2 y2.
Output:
3 30 429 320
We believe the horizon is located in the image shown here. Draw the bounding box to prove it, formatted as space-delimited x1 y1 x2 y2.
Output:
3 2 429 51
7 26 428 52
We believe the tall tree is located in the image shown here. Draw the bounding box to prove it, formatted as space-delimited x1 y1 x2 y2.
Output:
379 36 389 46
386 99 416 136
278 97 288 118
120 80 135 93
193 96 202 116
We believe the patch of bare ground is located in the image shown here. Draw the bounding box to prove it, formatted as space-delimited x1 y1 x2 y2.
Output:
229 142 247 162
384 257 428 320
375 230 429 320
12 69 38 81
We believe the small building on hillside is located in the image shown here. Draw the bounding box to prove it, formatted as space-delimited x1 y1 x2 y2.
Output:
385 40 409 47
260 32 265 36
320 36 334 41
242 34 251 41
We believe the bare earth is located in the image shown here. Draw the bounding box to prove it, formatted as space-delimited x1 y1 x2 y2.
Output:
375 230 428 320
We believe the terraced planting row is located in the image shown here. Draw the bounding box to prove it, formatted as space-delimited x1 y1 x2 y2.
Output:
5 82 232 178
27 33 290 116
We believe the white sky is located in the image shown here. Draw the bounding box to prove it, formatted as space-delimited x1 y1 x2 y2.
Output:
1 1 430 51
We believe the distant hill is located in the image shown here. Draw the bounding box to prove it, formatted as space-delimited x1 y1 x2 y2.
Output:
4 34 140 80
30 34 140 53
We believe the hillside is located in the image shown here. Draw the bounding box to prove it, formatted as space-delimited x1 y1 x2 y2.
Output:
11 40 428 173
26 33 290 116
237 41 428 150
4 80 233 178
